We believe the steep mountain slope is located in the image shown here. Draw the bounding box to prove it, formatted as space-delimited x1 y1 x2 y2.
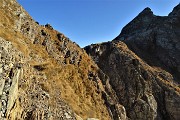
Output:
85 41 180 120
85 4 180 120
0 0 127 119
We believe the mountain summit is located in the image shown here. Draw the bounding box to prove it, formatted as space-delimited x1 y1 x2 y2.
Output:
114 3 180 83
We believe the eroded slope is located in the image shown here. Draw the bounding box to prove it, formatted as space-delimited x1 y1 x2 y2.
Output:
85 41 180 120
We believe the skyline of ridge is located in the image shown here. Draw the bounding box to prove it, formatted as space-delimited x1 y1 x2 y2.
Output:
18 0 180 47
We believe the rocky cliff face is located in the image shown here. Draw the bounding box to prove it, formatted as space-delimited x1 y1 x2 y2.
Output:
114 4 180 83
85 42 180 120
85 4 180 120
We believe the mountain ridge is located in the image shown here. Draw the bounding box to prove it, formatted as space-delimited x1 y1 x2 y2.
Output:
0 0 115 119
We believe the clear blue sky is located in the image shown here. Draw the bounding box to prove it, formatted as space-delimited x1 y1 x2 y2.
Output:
17 0 179 47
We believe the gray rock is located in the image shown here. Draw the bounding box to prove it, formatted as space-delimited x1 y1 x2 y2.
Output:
114 4 180 83
85 41 179 120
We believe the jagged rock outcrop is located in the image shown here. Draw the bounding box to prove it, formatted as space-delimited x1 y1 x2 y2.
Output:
85 4 180 120
0 37 23 118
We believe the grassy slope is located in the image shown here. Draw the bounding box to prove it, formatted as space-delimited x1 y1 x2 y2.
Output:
0 0 111 119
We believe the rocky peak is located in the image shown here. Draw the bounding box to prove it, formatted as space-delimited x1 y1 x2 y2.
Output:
138 7 154 17
169 3 180 17
114 4 180 84
118 7 155 38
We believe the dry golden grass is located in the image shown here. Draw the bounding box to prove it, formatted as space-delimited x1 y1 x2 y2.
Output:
42 54 110 119
1 22 111 119
0 30 110 120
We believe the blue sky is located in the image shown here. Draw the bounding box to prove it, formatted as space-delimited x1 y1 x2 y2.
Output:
17 0 179 47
